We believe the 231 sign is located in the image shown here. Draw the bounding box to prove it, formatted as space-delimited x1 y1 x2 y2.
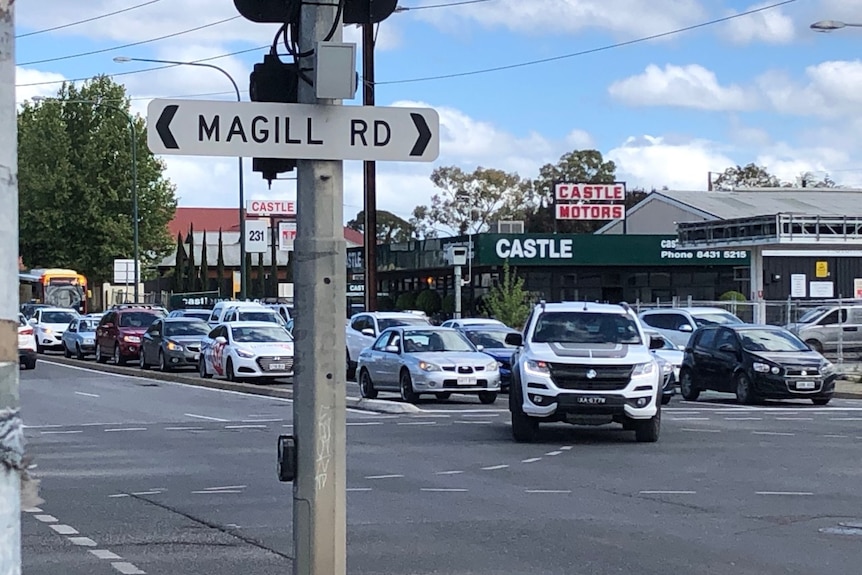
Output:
245 221 268 253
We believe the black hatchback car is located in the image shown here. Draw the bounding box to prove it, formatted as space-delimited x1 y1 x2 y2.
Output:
679 324 836 405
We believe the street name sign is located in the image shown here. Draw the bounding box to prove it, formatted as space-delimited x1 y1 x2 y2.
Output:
147 98 439 162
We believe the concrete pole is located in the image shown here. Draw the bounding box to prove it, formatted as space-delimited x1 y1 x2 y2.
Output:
0 1 24 572
454 265 462 319
293 2 347 575
749 246 765 324
362 23 377 313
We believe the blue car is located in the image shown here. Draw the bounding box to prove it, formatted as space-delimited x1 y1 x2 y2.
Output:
459 324 520 392
61 316 100 359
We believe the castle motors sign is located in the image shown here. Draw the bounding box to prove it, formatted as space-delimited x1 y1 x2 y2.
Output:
496 238 573 259
554 183 627 221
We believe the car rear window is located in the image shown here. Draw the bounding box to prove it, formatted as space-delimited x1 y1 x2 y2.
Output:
119 311 159 328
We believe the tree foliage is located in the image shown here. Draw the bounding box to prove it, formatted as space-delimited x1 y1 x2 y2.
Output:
18 75 176 284
199 230 209 292
484 261 531 329
347 210 415 244
712 163 841 190
216 228 225 295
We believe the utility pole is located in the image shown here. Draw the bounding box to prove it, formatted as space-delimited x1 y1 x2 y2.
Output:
293 1 347 574
0 1 24 572
362 22 377 312
454 265 462 319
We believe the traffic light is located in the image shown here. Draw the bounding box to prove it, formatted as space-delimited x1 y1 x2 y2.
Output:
249 54 300 187
233 0 294 23
234 0 398 25
343 0 398 24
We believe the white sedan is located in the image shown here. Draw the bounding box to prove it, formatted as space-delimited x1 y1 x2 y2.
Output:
199 321 295 382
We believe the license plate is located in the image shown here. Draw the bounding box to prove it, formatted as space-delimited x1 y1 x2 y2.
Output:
457 377 476 386
193 353 200 361
270 363 286 371
796 381 815 390
576 396 606 405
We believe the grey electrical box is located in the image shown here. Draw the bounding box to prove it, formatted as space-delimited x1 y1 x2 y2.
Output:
315 41 357 100
450 246 468 266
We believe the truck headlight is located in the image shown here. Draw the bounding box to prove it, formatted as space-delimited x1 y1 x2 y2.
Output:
631 362 655 376
525 360 550 375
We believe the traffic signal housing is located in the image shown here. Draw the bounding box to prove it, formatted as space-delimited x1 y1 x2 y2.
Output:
249 54 300 187
234 0 398 24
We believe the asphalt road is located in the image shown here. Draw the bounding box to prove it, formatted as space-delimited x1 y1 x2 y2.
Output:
22 360 862 575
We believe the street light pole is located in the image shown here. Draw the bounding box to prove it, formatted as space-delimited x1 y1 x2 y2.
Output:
810 19 862 31
114 56 247 300
33 96 140 301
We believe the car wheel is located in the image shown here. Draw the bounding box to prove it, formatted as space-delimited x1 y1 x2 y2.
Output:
805 339 823 354
478 391 497 404
509 375 538 443
199 358 212 379
634 402 661 443
27 358 36 370
679 369 700 401
63 344 71 358
358 369 378 399
139 349 149 370
95 345 108 364
661 394 672 405
735 372 757 405
113 344 126 366
159 351 171 372
75 344 85 360
36 343 44 355
399 369 419 403
346 349 356 381
435 392 451 400
226 359 237 382
812 397 831 406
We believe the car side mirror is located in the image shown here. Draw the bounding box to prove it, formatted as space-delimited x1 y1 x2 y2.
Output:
505 333 523 346
718 343 737 354
28 318 37 325
649 335 664 350
215 336 227 344
361 328 375 337
679 324 693 333
476 344 485 352
384 345 400 354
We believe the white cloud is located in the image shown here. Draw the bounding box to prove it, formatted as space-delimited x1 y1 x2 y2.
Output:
15 67 67 103
412 0 706 38
721 2 795 44
608 64 755 111
757 61 862 118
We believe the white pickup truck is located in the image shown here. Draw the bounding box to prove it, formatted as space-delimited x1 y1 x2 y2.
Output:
346 312 432 380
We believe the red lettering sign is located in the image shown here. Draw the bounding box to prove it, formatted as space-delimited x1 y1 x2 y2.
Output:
555 203 625 221
554 183 626 201
246 200 297 216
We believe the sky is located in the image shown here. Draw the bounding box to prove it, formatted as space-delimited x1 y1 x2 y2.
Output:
13 0 862 227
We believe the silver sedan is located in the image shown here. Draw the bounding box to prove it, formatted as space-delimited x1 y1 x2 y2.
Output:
357 326 501 404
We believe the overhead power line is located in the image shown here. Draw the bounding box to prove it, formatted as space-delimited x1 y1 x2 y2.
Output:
16 0 164 39
399 0 497 10
18 15 241 66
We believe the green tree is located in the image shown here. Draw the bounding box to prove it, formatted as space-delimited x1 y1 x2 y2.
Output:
347 210 415 243
484 261 531 329
199 230 209 292
17 75 176 284
172 232 186 293
411 166 522 235
216 228 225 296
186 225 197 293
712 163 780 190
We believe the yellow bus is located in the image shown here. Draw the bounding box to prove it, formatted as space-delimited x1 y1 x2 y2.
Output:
20 268 89 314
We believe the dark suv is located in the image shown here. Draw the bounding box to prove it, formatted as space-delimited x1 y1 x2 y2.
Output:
679 324 836 405
95 305 165 365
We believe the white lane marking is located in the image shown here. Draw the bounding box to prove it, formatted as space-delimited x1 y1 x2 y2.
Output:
559 446 573 451
91 549 122 560
420 488 468 492
240 418 282 423
23 507 43 513
435 470 464 475
130 491 162 496
482 464 509 470
545 451 563 456
415 413 449 418
204 485 246 491
105 428 147 433
347 487 372 492
521 457 542 463
724 417 762 421
753 431 795 436
774 417 813 421
111 562 146 575
525 489 571 494
455 420 492 425
34 515 57 523
191 490 243 494
756 491 814 496
681 428 721 433
397 421 436 426
365 474 404 480
823 434 848 438
184 413 228 422
41 430 83 435
639 490 697 495
108 494 130 498
49 524 79 535
69 537 97 547
830 418 862 421
75 392 100 398
164 426 204 431
346 422 382 426
669 417 711 421
224 424 267 429
417 408 508 414
461 413 499 418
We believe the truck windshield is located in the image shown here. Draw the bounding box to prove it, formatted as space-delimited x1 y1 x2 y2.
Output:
532 312 642 345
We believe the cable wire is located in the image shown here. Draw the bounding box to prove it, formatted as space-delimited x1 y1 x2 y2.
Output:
18 15 241 66
377 0 800 85
16 0 164 39
400 0 496 10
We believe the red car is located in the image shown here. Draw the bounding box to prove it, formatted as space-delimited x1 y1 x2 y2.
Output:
95 305 165 365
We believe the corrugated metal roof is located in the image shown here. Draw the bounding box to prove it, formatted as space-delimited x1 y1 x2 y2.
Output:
655 188 862 219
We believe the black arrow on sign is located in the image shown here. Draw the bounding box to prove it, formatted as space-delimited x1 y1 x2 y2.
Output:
156 104 180 149
409 112 432 157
